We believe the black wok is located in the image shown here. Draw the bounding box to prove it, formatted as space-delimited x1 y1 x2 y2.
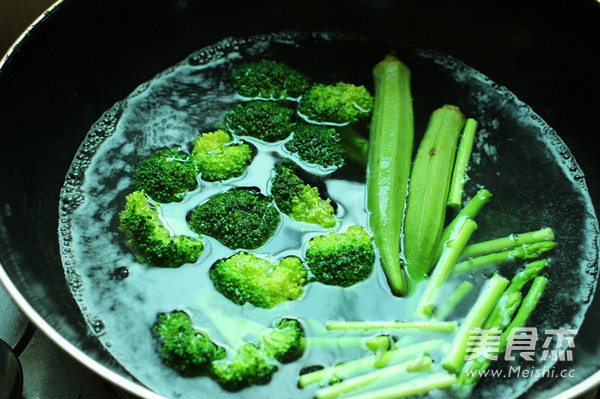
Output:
1 0 599 398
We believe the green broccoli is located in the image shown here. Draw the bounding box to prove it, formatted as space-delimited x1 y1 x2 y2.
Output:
270 162 338 228
131 147 198 203
305 225 375 287
154 311 225 376
187 188 280 249
297 82 374 125
209 251 307 309
154 309 305 391
212 343 278 391
223 100 295 142
232 60 311 99
284 123 345 169
259 318 305 363
191 130 253 182
119 191 204 268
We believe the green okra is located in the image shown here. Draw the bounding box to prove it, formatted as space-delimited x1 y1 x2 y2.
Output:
404 105 466 279
366 54 413 296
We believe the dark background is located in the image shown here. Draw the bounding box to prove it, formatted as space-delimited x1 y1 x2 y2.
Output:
0 0 599 398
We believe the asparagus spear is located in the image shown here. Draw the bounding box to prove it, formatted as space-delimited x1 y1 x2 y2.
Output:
326 320 458 333
298 339 443 388
366 54 413 296
435 280 475 320
459 227 555 260
345 371 458 399
442 273 509 373
448 118 478 208
415 216 478 317
451 241 556 277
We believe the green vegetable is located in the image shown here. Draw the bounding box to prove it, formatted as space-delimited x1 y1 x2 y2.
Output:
447 118 478 208
270 162 338 228
297 82 373 125
232 60 311 99
457 276 548 389
459 227 555 260
451 241 557 277
284 123 346 169
435 280 475 320
348 371 457 399
442 273 509 373
188 187 280 249
305 225 376 287
337 125 369 167
315 356 433 399
415 216 478 317
326 320 458 333
404 104 466 279
259 318 306 363
191 129 253 181
298 339 444 388
366 54 414 296
154 311 225 376
211 343 277 391
131 147 198 203
209 251 307 309
119 191 204 268
223 100 295 142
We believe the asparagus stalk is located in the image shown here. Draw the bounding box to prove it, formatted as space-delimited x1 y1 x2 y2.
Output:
447 118 478 208
366 54 413 296
298 339 443 388
415 216 478 317
451 241 556 277
458 276 548 387
345 372 458 399
433 188 493 268
442 273 509 373
326 320 458 333
435 280 475 320
459 227 555 260
316 356 433 399
404 105 466 279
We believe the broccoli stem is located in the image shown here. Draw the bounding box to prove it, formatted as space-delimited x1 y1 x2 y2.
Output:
457 276 548 387
337 125 369 167
442 273 510 373
434 188 492 264
451 241 556 277
326 321 458 333
315 355 433 399
298 339 443 388
459 227 555 260
344 371 457 399
415 217 478 317
366 54 413 296
435 280 474 320
447 118 478 209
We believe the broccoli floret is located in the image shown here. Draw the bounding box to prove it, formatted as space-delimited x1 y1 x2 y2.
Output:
284 123 345 169
232 60 311 99
119 191 204 268
259 318 305 363
188 188 280 249
131 147 198 203
297 82 374 125
223 100 295 142
191 130 253 182
212 343 278 391
210 252 307 309
271 162 338 228
154 311 226 376
305 225 375 287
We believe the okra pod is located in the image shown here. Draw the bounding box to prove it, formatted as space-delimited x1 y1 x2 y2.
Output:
366 54 413 296
404 105 466 279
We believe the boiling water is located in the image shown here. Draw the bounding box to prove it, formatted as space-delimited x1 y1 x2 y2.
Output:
58 32 599 399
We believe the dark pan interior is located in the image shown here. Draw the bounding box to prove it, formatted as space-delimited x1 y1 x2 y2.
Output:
0 0 599 397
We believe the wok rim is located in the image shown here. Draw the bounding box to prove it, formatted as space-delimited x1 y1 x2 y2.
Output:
0 1 599 399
